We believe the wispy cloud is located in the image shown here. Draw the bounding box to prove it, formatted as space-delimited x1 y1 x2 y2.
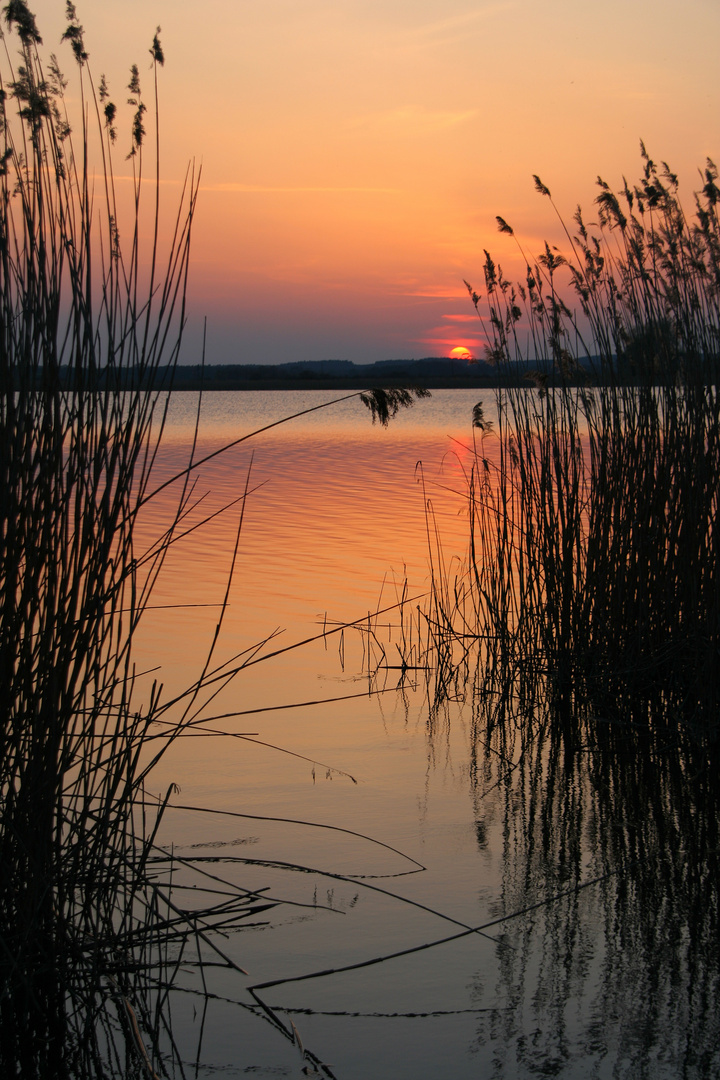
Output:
388 3 518 53
398 285 469 299
409 4 517 41
425 324 483 336
110 176 181 186
418 334 484 348
352 106 478 136
201 183 401 194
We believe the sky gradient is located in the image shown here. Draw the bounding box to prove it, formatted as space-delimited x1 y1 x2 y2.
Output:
26 0 720 364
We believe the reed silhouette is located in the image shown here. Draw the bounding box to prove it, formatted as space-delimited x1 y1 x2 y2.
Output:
397 147 720 1068
0 6 426 1076
416 147 719 759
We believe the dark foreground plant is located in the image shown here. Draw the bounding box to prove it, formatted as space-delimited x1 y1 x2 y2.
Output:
416 148 719 754
379 150 720 1073
0 7 427 1078
0 7 218 1076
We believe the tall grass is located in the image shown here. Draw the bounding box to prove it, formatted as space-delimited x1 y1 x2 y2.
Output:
0 6 213 1075
396 153 720 1069
420 147 719 752
0 8 428 1075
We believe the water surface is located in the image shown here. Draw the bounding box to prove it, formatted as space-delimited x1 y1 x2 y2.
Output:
134 390 719 1079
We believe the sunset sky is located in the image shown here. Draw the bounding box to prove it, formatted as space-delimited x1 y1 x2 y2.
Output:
26 0 720 363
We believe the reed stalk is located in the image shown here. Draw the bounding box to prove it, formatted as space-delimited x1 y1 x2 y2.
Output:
421 148 719 752
0 8 429 1074
0 5 213 1074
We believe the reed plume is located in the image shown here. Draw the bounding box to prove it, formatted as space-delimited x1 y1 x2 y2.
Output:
420 148 719 753
0 7 252 1075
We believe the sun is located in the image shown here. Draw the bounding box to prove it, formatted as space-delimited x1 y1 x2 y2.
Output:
450 346 473 361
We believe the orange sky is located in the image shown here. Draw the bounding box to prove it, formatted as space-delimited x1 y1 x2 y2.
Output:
26 0 720 363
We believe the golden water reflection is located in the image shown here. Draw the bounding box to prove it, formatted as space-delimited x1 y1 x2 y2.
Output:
131 391 718 1079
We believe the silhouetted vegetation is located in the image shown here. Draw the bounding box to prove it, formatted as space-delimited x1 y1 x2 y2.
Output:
0 6 223 1076
3 2 717 1070
416 147 719 754
11 356 505 391
400 157 720 1070
0 7 427 1076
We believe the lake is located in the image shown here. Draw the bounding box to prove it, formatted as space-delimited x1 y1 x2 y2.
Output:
134 389 720 1079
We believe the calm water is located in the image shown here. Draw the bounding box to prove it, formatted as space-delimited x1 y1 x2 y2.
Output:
134 390 720 1079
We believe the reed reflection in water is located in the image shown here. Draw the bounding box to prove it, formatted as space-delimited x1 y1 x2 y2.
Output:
135 391 718 1079
459 688 720 1079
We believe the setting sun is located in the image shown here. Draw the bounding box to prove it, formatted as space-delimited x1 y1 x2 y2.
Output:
450 346 473 361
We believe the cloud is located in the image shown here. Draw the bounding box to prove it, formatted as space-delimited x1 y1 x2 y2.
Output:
397 285 469 299
387 4 519 53
423 324 485 338
417 335 484 348
409 5 517 40
201 183 401 194
110 176 180 186
352 106 478 136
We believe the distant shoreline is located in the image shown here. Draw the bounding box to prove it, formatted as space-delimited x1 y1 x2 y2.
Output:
163 358 506 391
40 358 515 392
165 374 502 391
36 356 665 391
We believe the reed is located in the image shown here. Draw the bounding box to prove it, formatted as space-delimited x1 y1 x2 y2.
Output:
421 148 719 752
0 6 213 1075
0 8 429 1074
